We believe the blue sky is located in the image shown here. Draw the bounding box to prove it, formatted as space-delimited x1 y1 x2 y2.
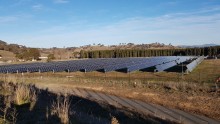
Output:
0 0 220 48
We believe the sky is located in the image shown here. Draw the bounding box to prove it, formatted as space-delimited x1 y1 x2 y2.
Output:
0 0 220 48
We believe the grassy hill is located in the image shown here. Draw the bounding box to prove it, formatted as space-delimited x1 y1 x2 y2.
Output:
0 50 16 62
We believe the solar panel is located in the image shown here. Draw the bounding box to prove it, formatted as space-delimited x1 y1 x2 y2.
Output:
0 56 199 74
186 56 204 72
155 61 177 72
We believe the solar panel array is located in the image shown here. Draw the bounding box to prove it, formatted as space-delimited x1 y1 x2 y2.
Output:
186 56 204 72
0 56 198 74
154 56 195 72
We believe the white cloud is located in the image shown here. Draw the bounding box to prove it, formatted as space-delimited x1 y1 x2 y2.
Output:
54 0 69 4
0 16 18 23
32 4 43 10
0 14 32 24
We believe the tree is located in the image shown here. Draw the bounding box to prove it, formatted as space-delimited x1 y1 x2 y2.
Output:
47 54 55 62
16 48 40 61
29 48 40 60
80 50 84 58
80 46 220 58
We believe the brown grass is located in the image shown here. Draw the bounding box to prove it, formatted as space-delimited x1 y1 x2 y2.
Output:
14 84 37 105
0 50 16 62
51 94 71 124
111 116 119 124
0 105 18 124
0 82 17 124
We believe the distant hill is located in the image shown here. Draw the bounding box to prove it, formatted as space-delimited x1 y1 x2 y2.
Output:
40 42 180 59
0 40 42 62
73 42 179 52
179 44 220 48
1 39 219 61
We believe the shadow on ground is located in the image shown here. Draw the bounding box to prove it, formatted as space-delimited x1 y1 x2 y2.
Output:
0 84 177 124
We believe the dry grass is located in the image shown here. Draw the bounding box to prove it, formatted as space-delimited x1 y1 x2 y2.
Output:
111 116 119 124
0 83 17 124
14 84 37 105
51 94 71 124
0 50 16 62
0 106 18 124
185 59 220 83
0 73 210 93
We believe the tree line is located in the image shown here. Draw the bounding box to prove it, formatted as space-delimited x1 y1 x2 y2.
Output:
80 46 220 58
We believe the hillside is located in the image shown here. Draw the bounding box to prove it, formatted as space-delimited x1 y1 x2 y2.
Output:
179 44 220 48
0 39 219 61
74 42 178 52
1 40 181 61
0 50 16 63
40 43 179 59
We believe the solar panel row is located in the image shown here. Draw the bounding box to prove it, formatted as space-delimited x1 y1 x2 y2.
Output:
155 56 193 72
186 56 204 72
0 56 198 74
